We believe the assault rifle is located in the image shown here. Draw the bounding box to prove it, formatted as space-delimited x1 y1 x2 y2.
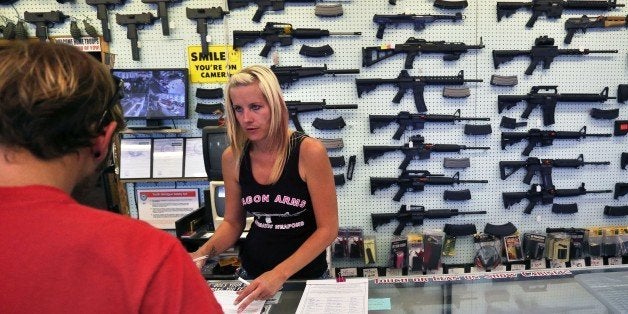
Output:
23 11 69 41
233 22 361 57
142 0 182 35
227 0 316 22
115 13 158 61
499 154 610 186
565 15 628 44
285 100 358 133
372 205 486 235
356 70 482 112
369 109 490 140
364 134 490 170
86 0 127 42
492 36 617 75
496 0 624 28
362 37 484 68
271 65 359 88
503 183 612 214
501 126 612 156
370 170 488 201
186 7 229 57
373 12 462 39
497 86 617 126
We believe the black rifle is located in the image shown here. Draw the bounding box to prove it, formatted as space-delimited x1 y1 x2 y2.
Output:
373 12 462 39
141 0 182 36
285 100 358 133
227 0 316 22
497 86 616 126
270 65 359 88
186 7 229 57
372 205 486 235
492 35 617 75
501 126 612 156
86 0 127 42
356 70 482 113
565 15 628 44
23 11 69 41
370 170 488 201
362 37 484 68
499 154 610 186
369 109 490 140
364 134 489 170
503 183 612 214
115 13 158 61
233 22 360 57
496 0 624 28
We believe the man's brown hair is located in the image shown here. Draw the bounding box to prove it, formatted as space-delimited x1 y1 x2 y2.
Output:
0 42 124 160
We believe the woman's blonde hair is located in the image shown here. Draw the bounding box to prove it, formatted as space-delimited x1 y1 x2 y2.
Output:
224 65 290 184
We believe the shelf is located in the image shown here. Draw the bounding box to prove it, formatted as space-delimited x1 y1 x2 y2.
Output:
120 128 187 134
120 177 208 183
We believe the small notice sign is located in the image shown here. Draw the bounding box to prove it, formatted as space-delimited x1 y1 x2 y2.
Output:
136 189 199 229
187 45 242 83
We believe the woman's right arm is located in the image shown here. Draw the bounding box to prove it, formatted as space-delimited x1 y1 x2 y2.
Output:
191 147 246 266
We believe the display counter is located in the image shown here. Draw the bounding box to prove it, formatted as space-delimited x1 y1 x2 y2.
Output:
211 266 628 313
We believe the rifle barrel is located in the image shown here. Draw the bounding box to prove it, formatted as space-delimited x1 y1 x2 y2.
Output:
329 31 362 35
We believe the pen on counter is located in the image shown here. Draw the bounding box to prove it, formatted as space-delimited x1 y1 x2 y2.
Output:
193 255 209 262
238 277 251 286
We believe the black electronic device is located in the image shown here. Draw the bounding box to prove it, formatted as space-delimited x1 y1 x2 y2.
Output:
201 126 228 181
111 68 188 128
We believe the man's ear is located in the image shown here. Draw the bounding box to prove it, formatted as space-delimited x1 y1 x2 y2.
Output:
92 121 118 162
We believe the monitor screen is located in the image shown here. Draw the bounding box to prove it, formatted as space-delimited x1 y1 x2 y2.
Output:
202 126 229 181
209 181 253 232
111 68 188 123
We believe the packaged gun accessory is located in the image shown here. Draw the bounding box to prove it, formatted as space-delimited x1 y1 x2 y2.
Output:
443 157 470 169
333 231 347 258
604 205 628 216
442 86 470 98
347 155 356 180
299 44 334 57
587 228 604 257
329 156 345 168
500 116 527 129
314 3 343 17
196 87 224 99
390 237 408 269
464 124 492 135
347 228 364 259
602 227 621 257
473 233 502 271
614 182 628 199
490 74 518 86
618 84 628 103
443 189 471 201
504 234 524 262
551 203 578 214
523 233 546 260
422 230 445 271
590 108 619 120
312 117 346 130
442 223 476 256
363 236 377 265
434 0 468 9
614 120 628 136
621 152 628 169
407 233 423 272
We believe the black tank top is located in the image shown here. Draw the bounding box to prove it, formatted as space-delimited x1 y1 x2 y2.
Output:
238 132 327 279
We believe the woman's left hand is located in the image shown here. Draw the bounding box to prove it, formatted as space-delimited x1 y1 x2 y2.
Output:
234 270 286 312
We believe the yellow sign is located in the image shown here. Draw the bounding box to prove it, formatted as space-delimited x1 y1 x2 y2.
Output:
187 45 242 83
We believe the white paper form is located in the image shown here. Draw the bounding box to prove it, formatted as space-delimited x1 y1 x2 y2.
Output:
119 138 152 179
183 137 206 178
295 278 369 314
152 138 184 178
212 290 265 314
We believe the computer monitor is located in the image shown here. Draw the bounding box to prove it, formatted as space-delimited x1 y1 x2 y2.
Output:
208 181 253 232
111 68 188 127
202 126 229 180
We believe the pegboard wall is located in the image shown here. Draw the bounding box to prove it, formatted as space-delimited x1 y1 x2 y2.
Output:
3 0 626 268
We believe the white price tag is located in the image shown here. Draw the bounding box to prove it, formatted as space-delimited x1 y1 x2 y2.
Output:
608 257 622 266
362 268 378 278
570 259 586 268
339 268 358 277
590 257 604 267
550 260 566 268
492 265 507 272
386 268 402 277
510 264 526 271
471 266 484 273
530 259 546 269
449 267 465 274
